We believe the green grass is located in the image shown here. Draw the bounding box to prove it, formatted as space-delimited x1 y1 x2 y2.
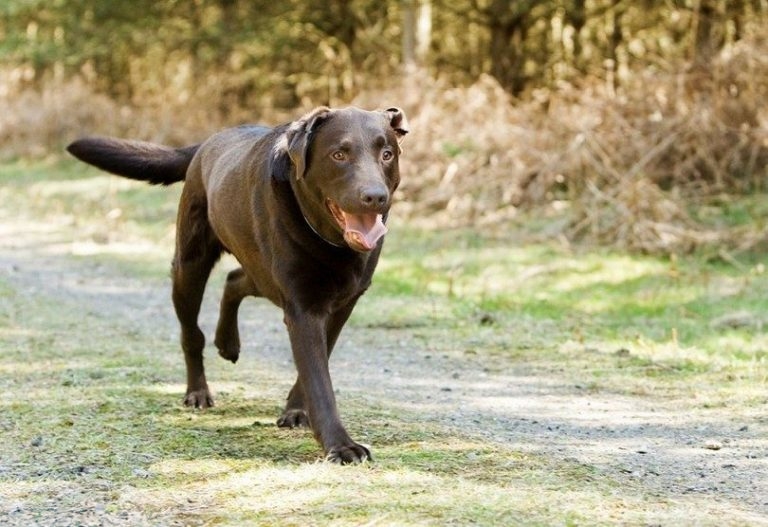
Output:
0 278 635 525
359 227 767 396
1 158 767 525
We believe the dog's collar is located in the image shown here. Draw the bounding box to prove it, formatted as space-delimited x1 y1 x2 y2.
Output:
301 212 345 248
289 176 346 249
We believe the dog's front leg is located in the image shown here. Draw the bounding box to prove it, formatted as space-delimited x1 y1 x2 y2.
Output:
283 306 370 464
277 298 361 429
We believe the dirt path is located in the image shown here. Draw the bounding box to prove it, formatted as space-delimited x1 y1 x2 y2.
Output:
2 224 767 525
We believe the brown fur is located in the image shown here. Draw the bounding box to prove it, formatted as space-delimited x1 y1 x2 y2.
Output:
67 106 409 463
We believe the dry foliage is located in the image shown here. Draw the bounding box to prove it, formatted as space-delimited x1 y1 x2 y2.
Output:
2 37 766 255
364 37 768 255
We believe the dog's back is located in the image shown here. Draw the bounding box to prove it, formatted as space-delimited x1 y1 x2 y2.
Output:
193 126 275 189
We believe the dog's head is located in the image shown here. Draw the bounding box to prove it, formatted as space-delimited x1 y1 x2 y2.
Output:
282 106 409 253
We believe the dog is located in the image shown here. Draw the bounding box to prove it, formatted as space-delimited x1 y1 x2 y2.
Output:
67 106 409 463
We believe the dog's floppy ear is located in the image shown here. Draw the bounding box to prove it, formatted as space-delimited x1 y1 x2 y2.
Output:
383 107 409 141
286 106 332 179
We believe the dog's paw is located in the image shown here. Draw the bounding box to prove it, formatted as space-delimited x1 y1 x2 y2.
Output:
326 442 372 465
183 389 215 409
276 408 310 428
215 343 240 363
214 334 240 363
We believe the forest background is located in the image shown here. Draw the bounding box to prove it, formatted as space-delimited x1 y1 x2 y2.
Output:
2 3 768 524
0 0 766 254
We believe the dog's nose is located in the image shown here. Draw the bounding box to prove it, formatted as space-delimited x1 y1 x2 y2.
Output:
360 186 389 209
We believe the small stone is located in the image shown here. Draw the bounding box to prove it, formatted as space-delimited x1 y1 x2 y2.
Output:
710 311 757 329
704 440 723 451
479 313 496 326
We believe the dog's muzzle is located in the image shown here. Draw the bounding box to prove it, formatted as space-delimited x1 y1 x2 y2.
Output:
327 199 388 252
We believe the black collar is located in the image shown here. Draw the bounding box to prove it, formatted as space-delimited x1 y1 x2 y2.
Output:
301 210 345 248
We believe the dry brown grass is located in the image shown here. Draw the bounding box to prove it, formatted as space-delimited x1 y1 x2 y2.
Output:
2 36 766 255
363 37 768 255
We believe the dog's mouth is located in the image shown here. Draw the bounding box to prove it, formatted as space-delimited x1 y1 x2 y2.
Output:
326 199 388 252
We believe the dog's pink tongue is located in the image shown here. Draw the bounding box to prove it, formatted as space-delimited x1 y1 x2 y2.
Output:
342 213 387 251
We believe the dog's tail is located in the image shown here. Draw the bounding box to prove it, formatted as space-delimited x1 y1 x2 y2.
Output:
66 137 200 185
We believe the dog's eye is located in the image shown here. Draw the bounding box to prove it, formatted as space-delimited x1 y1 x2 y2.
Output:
331 151 347 162
381 149 393 162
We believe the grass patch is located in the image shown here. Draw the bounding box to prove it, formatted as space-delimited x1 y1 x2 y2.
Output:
0 280 640 525
2 158 767 525
360 224 768 400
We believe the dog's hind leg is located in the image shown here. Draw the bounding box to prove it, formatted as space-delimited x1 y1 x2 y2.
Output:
214 267 259 363
277 382 311 428
172 196 222 409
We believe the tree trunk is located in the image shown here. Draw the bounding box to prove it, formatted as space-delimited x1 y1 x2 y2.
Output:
489 22 524 94
402 0 416 69
693 0 722 67
416 0 432 65
606 0 623 92
727 0 745 41
567 0 587 72
487 9 527 95
402 0 431 69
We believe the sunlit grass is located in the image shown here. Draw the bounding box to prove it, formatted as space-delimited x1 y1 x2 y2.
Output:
2 158 767 525
0 158 180 254
377 225 764 328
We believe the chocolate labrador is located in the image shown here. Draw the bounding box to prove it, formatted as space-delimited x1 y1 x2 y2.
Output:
67 106 409 463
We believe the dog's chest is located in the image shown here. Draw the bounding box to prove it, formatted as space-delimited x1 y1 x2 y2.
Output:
289 255 375 311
